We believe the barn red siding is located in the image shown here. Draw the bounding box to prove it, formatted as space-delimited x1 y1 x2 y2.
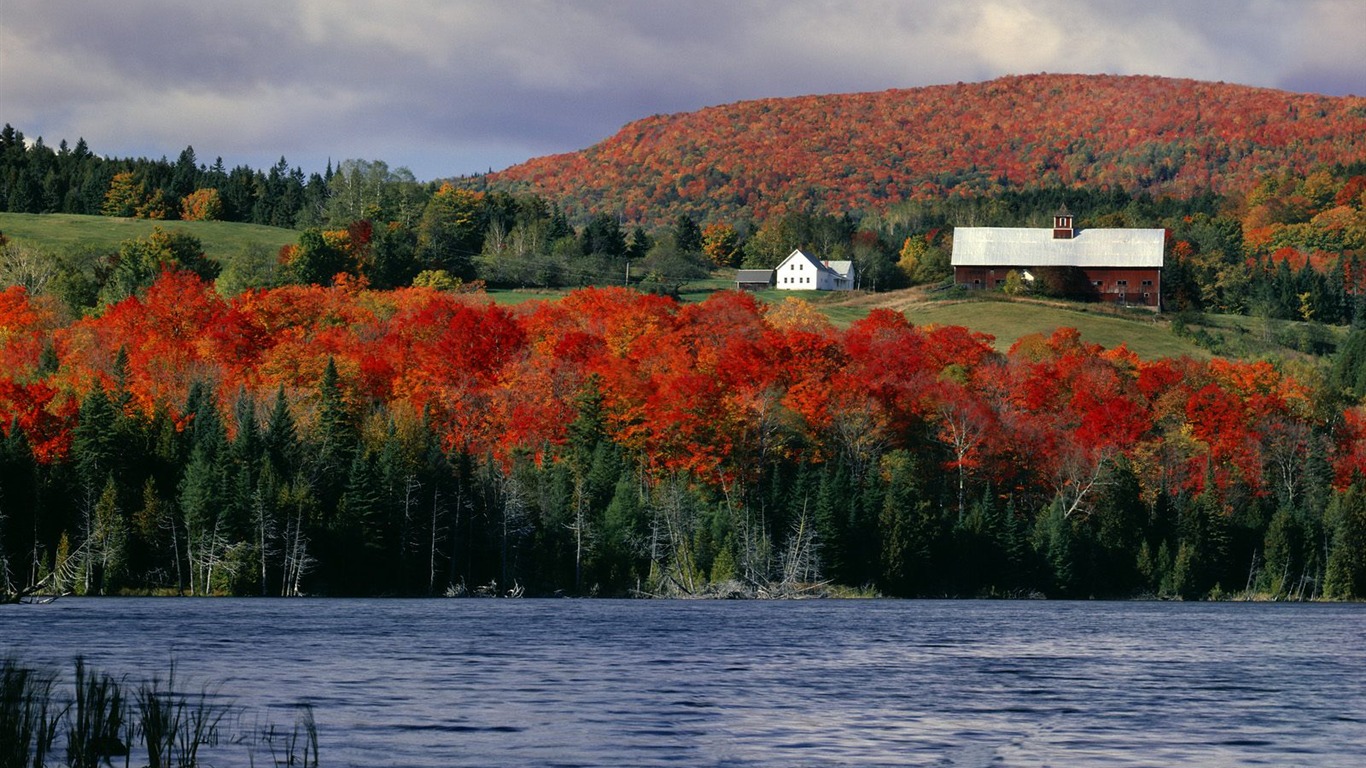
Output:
954 266 1162 308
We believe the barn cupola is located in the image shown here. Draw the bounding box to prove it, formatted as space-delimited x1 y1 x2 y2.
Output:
1052 207 1075 240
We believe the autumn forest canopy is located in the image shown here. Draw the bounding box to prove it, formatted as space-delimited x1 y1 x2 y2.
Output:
3 73 1366 600
4 278 1366 599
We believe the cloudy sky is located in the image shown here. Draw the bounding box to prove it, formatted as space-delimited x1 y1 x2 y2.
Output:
3 0 1362 181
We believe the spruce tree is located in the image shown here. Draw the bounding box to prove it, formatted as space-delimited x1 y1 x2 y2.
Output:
1325 484 1366 599
263 385 300 478
313 358 356 515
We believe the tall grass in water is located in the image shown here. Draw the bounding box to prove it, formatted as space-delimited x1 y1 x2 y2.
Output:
136 664 226 768
2 657 318 767
249 703 319 768
68 657 130 768
1 658 65 768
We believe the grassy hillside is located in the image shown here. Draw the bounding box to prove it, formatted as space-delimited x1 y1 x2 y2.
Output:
759 289 1201 357
902 299 1198 357
0 212 298 260
760 288 1345 361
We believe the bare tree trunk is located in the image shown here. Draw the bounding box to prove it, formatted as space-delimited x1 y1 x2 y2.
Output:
401 475 420 589
168 515 184 595
429 485 441 594
571 476 587 593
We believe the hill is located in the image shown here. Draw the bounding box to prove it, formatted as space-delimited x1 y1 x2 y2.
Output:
483 73 1366 225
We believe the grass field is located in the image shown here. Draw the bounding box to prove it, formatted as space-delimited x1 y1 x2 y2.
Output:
0 212 299 260
901 299 1202 357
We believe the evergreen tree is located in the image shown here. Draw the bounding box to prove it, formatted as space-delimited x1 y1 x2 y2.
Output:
593 472 647 593
331 446 386 593
1325 484 1366 599
1260 506 1303 597
878 449 937 595
671 214 703 254
179 442 225 595
813 462 854 584
71 388 118 494
1172 487 1231 598
1089 457 1147 595
263 386 300 479
312 358 356 515
1032 501 1078 596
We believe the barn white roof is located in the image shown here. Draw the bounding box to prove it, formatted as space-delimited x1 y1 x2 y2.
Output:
951 227 1165 268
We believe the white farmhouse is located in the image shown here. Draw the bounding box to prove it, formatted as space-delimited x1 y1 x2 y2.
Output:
774 249 856 291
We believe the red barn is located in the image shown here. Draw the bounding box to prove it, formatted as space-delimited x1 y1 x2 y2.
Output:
951 213 1165 309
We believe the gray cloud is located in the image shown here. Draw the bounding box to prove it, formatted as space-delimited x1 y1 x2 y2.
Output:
2 0 1361 181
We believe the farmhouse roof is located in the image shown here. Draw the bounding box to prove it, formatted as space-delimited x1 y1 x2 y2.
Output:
951 227 1165 268
823 261 855 279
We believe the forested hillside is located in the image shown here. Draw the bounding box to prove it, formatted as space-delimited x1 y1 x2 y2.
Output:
4 277 1366 600
484 74 1366 225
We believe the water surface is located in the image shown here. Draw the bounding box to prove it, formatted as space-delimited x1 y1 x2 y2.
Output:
4 598 1363 766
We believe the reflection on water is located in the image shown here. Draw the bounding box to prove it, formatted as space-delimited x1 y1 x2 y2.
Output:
3 598 1363 766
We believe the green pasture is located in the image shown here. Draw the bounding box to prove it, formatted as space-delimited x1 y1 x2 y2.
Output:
903 299 1199 357
0 212 298 261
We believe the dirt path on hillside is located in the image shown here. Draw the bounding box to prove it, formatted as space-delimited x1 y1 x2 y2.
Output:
828 286 1155 320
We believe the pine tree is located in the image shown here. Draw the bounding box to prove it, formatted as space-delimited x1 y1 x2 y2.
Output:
263 385 300 478
313 358 356 516
1325 484 1366 599
1033 500 1077 596
179 442 224 595
878 449 936 595
71 387 118 496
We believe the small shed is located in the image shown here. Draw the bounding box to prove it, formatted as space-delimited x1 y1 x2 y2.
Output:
735 269 775 291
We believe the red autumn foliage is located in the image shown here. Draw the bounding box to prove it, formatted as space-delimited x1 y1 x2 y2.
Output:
486 74 1366 226
2 271 1363 504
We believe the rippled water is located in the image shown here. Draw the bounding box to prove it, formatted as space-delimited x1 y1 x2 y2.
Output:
3 598 1364 766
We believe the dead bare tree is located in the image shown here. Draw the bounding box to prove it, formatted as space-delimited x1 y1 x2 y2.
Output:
650 474 701 595
781 500 822 586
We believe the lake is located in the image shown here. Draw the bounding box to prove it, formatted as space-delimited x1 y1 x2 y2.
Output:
3 598 1364 766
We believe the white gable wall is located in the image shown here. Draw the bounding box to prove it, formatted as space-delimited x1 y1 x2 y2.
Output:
775 249 822 290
